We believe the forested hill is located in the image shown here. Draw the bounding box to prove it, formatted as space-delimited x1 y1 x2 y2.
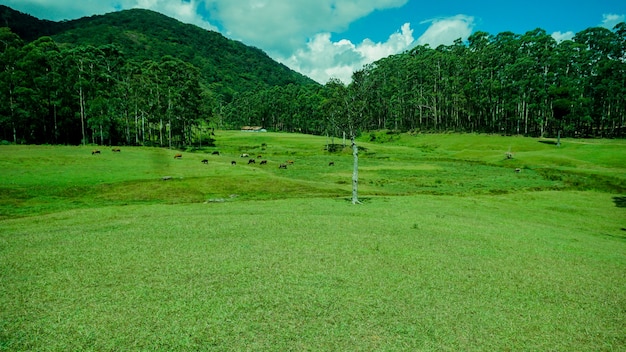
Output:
0 5 317 97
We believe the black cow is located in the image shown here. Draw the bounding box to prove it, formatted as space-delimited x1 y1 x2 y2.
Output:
328 161 335 166
260 160 267 165
201 159 209 164
248 159 256 164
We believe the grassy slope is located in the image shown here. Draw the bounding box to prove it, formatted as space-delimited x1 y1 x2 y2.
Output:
1 133 625 350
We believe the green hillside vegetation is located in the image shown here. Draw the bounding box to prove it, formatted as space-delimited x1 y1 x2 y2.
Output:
50 9 316 92
0 133 625 350
0 6 316 92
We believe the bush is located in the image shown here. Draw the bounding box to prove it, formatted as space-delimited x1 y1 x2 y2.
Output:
368 130 401 143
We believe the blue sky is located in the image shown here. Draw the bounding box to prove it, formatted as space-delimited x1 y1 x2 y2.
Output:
1 0 624 84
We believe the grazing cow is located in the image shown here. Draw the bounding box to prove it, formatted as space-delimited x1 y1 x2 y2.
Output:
279 163 287 169
240 153 249 158
231 160 237 166
201 159 209 164
328 161 335 166
212 151 220 155
248 159 256 164
92 150 101 155
257 155 262 158
286 160 294 165
112 148 121 152
505 152 513 159
174 153 182 159
515 168 521 173
260 160 267 165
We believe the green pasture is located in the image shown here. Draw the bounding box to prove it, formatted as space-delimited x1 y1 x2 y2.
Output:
1 132 624 218
1 132 625 350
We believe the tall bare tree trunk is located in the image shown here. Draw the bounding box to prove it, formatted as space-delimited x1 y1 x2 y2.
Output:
79 85 86 145
351 136 361 205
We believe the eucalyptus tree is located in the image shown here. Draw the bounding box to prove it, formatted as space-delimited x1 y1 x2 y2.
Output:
63 45 104 145
114 59 140 144
517 29 557 136
84 45 125 145
141 59 164 146
0 27 24 143
13 37 63 144
159 57 204 147
574 26 625 136
321 78 347 147
551 39 590 136
465 31 498 132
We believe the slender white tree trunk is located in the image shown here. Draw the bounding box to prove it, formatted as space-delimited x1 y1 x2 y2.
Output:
351 136 361 204
79 85 86 145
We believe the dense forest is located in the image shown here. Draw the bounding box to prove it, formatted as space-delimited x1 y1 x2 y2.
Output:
0 6 624 146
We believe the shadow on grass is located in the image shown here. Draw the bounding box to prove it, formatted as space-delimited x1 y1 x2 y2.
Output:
613 196 626 208
538 140 558 145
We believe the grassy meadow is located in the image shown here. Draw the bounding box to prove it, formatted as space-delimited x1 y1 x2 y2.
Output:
1 132 625 351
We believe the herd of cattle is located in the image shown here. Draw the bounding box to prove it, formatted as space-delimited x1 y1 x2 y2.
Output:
92 148 334 170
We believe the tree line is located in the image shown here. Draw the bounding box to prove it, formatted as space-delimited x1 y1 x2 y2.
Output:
0 28 209 146
1 23 625 146
228 23 625 139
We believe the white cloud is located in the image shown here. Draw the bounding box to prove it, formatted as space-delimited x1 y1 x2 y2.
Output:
416 15 475 47
132 0 219 31
279 23 415 84
551 31 574 42
600 13 625 29
201 0 408 57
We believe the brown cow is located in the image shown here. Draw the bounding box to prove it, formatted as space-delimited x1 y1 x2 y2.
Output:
92 150 101 155
279 163 287 169
112 148 121 152
174 153 182 159
286 160 294 165
201 159 208 164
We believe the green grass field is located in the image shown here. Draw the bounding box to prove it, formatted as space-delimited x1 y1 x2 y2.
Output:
1 132 625 351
